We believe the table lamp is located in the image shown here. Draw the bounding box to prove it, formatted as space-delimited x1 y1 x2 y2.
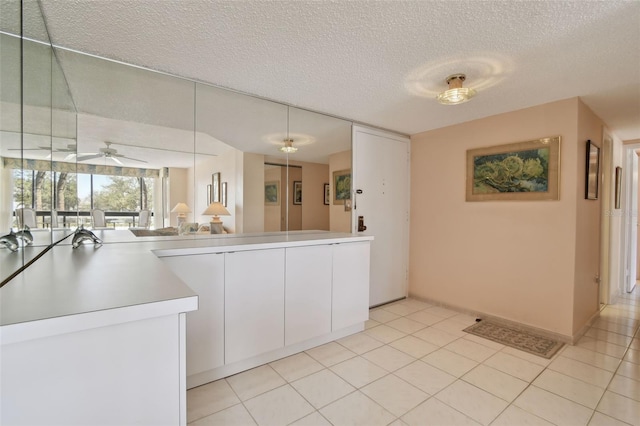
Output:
202 202 230 234
171 202 191 226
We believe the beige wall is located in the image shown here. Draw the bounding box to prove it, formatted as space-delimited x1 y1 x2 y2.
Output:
168 167 189 227
329 150 352 232
409 98 606 339
190 149 238 233
573 100 605 334
301 162 330 230
239 152 265 234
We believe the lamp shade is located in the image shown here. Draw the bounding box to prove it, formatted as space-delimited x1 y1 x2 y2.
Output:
171 202 191 214
203 202 230 218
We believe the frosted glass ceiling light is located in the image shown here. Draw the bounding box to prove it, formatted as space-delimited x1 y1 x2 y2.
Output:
279 138 298 153
437 73 476 105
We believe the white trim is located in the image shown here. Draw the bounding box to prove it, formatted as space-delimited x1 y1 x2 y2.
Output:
622 143 640 293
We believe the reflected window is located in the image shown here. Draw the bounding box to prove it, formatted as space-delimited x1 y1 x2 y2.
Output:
78 174 154 229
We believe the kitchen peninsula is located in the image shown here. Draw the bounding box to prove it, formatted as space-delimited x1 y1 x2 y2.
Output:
0 230 372 426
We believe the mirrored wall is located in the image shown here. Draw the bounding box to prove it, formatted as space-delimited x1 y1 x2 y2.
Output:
1 0 78 283
1 2 353 283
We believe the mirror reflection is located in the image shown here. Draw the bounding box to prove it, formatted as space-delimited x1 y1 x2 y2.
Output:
1 0 79 283
2 20 354 282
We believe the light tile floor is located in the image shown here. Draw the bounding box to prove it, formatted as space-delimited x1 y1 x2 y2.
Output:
188 287 640 425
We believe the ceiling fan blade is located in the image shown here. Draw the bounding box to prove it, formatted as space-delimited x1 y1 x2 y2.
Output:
8 147 49 151
120 156 148 164
76 154 103 161
110 156 124 166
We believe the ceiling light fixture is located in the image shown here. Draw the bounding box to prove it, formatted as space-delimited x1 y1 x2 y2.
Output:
437 73 476 105
279 138 298 153
279 106 298 153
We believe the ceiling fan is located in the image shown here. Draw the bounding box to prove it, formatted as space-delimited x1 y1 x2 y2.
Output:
8 143 78 159
76 142 147 165
9 143 77 153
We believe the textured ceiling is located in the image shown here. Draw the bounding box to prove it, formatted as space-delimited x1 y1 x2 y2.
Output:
38 0 640 141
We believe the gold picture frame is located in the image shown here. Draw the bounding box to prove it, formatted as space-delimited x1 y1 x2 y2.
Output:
466 136 561 201
333 169 351 205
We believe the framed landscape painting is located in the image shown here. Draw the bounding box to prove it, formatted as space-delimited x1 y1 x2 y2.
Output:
466 136 560 201
333 169 351 205
265 181 279 205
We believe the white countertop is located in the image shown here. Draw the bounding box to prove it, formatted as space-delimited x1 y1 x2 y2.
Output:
0 230 372 330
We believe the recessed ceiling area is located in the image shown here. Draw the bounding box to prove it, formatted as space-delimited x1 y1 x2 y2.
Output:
36 0 640 141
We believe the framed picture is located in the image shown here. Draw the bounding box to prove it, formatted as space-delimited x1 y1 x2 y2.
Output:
614 166 622 209
466 136 561 201
206 184 212 205
293 181 302 205
333 169 351 205
324 183 330 205
585 140 600 200
212 172 221 203
265 181 280 205
221 182 228 207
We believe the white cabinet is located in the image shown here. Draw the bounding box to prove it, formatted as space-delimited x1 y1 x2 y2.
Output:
162 254 225 376
332 242 370 331
160 237 371 387
224 249 285 364
285 245 332 346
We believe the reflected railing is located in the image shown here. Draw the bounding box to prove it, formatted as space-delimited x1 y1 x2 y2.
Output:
13 211 154 230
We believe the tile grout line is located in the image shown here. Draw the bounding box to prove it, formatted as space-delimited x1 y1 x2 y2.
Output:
584 299 640 426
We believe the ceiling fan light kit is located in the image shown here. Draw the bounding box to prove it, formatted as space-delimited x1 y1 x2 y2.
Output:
437 73 477 105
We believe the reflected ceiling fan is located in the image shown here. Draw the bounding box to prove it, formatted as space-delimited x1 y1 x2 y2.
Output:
9 143 77 153
76 142 147 165
8 143 77 159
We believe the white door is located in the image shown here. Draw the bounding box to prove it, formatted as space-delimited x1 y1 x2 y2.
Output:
353 126 410 307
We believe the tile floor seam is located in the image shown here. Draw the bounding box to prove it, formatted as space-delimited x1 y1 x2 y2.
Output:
544 359 611 390
430 385 499 426
264 362 342 420
584 329 639 425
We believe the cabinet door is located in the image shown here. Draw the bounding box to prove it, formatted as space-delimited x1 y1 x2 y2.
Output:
332 242 370 331
161 253 225 376
285 245 332 346
225 249 285 364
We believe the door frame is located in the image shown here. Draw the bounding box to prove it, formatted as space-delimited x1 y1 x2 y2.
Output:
600 131 613 305
622 142 640 294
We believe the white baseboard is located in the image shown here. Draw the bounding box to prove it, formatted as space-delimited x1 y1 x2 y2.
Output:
407 293 575 344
